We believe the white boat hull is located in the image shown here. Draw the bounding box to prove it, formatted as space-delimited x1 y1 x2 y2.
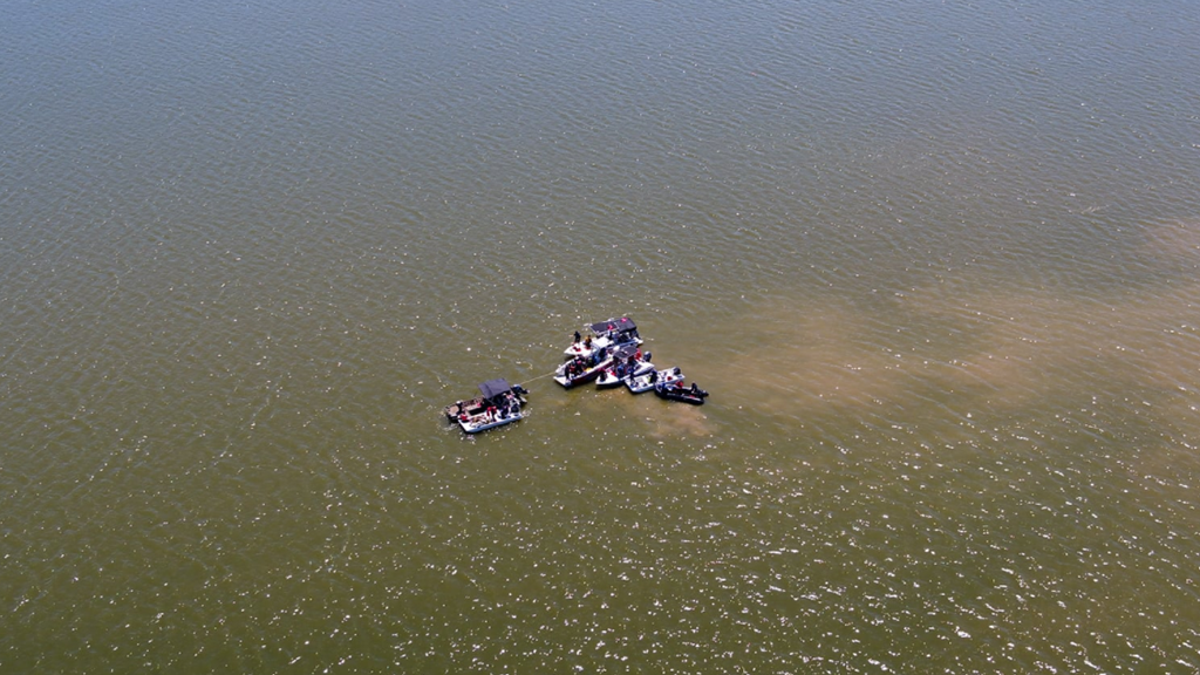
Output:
626 367 683 394
595 360 655 388
445 379 528 433
554 356 613 388
458 410 524 433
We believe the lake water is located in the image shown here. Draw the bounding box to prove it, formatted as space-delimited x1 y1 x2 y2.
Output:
4 0 1200 671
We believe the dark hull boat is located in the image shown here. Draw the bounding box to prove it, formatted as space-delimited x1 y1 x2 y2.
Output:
653 379 709 405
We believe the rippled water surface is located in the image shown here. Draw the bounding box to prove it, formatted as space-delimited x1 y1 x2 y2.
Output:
4 0 1200 672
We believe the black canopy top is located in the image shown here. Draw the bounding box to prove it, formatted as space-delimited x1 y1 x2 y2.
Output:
478 378 513 399
590 317 636 335
612 343 640 360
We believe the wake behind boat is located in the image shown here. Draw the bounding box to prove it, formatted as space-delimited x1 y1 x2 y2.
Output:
444 378 528 433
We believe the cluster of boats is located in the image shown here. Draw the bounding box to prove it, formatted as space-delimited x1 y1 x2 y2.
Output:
553 318 709 402
444 317 708 433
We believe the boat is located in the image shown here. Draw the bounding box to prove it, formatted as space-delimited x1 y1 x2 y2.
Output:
563 317 643 360
653 378 709 405
626 366 684 394
595 345 654 388
444 379 528 433
553 345 616 388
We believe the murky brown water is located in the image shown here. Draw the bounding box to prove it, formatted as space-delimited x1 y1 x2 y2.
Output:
3 0 1200 671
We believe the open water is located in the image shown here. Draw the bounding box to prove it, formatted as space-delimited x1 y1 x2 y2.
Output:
3 0 1200 672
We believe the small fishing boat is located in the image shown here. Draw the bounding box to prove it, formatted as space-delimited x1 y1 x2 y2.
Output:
554 351 615 388
444 379 528 433
595 345 654 388
563 317 643 360
626 366 684 394
653 378 709 405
